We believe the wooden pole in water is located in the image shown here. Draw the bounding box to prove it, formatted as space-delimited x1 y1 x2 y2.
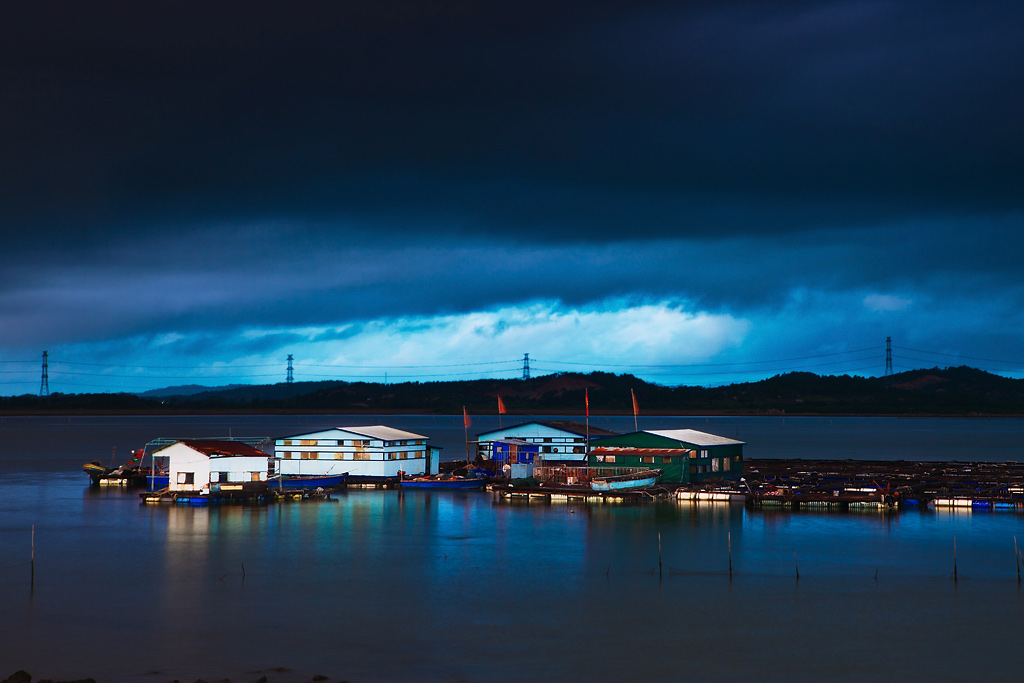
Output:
953 536 958 583
31 524 35 592
794 551 799 582
1016 536 1021 585
658 532 663 580
728 531 733 580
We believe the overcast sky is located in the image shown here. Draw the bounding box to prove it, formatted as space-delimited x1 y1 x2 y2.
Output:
2 1 1023 393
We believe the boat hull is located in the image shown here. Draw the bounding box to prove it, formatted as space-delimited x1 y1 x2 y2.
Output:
401 477 487 489
271 473 349 491
590 469 662 491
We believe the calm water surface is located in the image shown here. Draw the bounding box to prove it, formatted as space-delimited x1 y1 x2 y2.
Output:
1 415 1023 682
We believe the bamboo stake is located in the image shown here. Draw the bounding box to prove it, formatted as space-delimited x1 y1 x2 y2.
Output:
658 532 663 580
728 531 733 580
1015 536 1020 585
953 536 958 583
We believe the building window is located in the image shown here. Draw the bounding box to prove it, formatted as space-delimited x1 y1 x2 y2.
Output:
597 455 617 463
335 452 346 460
642 456 655 464
283 440 294 446
354 452 370 461
281 451 293 459
662 457 673 464
723 457 731 471
712 458 720 472
701 449 710 458
177 472 194 485
301 439 317 446
689 450 698 459
573 447 584 454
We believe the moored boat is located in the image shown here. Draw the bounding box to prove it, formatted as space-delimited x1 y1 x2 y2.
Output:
269 472 349 491
83 448 148 486
400 474 488 489
590 468 662 492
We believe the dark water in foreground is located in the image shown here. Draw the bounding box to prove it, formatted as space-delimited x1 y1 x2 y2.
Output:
1 415 1023 682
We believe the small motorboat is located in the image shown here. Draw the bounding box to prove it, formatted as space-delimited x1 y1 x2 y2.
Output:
400 474 488 489
269 472 349 491
589 469 662 492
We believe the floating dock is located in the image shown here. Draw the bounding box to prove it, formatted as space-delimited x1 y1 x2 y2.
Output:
739 459 1024 511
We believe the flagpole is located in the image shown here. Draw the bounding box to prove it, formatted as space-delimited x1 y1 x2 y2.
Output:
585 388 590 469
463 406 472 467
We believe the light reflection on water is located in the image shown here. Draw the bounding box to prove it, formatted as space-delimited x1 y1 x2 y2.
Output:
1 416 1024 682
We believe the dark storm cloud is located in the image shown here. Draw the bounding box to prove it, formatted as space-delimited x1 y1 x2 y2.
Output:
3 0 1024 385
2 0 1022 248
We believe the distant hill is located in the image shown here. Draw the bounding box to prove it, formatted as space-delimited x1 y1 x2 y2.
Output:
4 366 1024 415
140 383 249 398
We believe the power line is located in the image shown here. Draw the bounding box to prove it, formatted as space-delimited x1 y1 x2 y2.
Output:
895 346 1024 366
294 359 519 369
536 346 879 369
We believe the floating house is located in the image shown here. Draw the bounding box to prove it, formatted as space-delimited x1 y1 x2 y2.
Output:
474 421 618 464
588 429 744 484
274 425 439 482
158 440 272 495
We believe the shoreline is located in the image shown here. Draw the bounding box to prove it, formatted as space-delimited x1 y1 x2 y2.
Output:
1 409 1023 418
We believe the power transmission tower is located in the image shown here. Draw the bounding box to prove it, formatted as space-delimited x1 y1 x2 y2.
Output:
884 337 893 376
286 354 294 384
40 350 49 396
522 353 531 380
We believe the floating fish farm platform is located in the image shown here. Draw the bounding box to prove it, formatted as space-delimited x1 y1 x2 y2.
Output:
738 458 1024 511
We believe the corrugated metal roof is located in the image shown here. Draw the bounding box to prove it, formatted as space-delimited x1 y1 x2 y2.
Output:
172 440 269 457
476 420 618 439
275 425 427 441
590 447 692 456
336 425 427 441
645 429 745 446
539 420 618 437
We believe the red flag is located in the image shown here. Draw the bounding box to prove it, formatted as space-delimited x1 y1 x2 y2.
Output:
631 388 639 417
463 406 471 428
497 396 507 414
585 388 589 417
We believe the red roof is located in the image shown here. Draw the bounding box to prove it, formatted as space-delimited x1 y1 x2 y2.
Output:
179 440 268 458
590 447 693 457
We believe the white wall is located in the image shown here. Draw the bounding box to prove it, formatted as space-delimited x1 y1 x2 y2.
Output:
276 428 428 477
165 443 212 493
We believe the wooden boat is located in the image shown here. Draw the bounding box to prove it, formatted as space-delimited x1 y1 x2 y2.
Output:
590 469 662 492
269 472 349 491
400 475 488 489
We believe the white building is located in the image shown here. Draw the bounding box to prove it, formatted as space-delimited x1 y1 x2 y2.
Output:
474 421 619 464
158 440 272 495
275 425 439 480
